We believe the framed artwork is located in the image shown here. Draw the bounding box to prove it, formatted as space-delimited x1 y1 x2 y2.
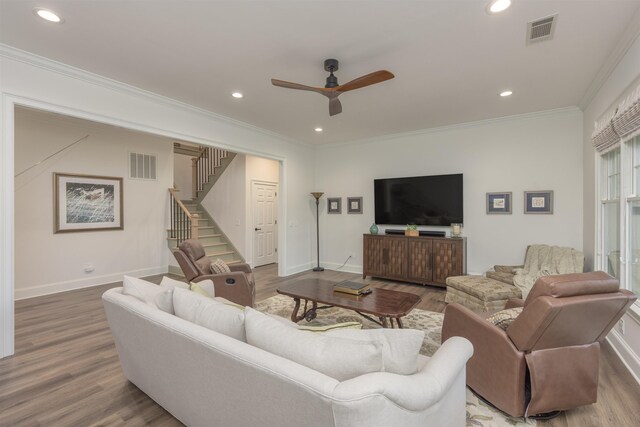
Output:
54 173 124 233
327 197 342 214
524 190 553 214
486 192 512 214
347 197 363 214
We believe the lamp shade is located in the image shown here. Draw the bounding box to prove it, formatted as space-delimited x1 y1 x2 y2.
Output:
311 192 324 200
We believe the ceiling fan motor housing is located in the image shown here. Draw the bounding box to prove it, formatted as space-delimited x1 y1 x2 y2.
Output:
324 59 339 88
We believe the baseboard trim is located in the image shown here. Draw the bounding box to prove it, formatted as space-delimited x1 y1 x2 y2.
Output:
285 262 314 276
321 262 363 275
15 266 169 300
606 329 640 386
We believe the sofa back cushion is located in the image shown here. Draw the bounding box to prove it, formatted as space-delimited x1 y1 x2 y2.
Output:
173 288 246 341
244 308 383 381
123 275 175 314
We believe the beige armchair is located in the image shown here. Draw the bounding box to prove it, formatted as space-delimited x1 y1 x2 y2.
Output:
173 239 255 307
442 271 636 418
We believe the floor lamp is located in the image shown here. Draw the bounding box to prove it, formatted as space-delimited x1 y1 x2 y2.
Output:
311 192 324 272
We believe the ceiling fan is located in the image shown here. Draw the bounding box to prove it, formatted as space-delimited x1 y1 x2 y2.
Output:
271 59 394 116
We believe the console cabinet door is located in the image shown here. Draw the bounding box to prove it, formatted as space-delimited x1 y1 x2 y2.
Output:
432 240 462 284
382 237 406 278
363 235 384 277
406 238 433 283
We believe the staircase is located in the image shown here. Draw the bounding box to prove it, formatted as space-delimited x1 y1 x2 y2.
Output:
167 146 244 275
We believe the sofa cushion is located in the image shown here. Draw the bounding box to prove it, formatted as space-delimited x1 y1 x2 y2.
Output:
211 258 231 274
173 288 246 341
190 279 215 298
244 308 383 381
487 307 523 330
123 275 174 314
326 328 425 375
486 270 515 285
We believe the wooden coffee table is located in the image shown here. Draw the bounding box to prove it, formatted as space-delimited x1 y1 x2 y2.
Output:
276 278 421 328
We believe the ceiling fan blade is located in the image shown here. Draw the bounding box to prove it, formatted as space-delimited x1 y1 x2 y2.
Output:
329 97 342 116
271 79 324 94
337 70 394 92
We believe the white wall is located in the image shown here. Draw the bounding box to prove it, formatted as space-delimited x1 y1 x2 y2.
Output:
314 108 584 275
199 153 280 266
0 46 314 357
201 154 247 256
582 31 640 383
173 154 194 199
14 108 173 299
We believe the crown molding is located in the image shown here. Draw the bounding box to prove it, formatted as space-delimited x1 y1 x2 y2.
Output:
579 8 640 110
317 106 581 149
0 44 308 148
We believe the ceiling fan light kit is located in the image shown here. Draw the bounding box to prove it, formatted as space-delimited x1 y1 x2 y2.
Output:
271 59 394 116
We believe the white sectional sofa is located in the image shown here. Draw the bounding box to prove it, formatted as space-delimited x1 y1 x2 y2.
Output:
103 285 473 427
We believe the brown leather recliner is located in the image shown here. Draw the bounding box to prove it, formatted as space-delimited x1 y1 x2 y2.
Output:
442 271 636 418
173 239 256 307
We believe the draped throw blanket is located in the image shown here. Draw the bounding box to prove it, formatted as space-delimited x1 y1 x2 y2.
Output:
513 245 584 298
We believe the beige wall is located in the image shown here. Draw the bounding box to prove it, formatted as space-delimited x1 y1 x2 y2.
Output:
14 107 173 299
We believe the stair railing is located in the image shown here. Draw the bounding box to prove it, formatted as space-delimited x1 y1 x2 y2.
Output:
192 147 228 196
168 187 199 244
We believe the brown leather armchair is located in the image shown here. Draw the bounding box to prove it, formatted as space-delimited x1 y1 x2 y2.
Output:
173 239 256 307
442 271 636 418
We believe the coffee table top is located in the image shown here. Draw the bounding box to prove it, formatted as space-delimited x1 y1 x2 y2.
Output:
277 278 421 318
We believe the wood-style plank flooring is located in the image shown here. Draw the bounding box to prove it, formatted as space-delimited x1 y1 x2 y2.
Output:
1 265 638 426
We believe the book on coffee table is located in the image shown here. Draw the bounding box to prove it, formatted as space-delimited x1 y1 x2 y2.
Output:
334 281 370 295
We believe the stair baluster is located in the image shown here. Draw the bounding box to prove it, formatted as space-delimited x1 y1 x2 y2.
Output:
168 187 199 245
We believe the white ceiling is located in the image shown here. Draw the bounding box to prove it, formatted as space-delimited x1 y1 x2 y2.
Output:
2 0 640 145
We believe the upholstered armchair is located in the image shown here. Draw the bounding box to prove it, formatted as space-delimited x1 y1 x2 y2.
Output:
442 271 636 418
173 239 256 307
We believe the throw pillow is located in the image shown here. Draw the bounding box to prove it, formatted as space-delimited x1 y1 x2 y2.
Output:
191 280 215 298
159 276 190 290
326 328 425 375
122 275 174 314
487 307 523 330
173 288 246 341
211 258 231 274
297 322 363 332
244 308 383 381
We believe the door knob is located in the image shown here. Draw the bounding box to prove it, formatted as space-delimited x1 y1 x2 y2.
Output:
255 228 262 231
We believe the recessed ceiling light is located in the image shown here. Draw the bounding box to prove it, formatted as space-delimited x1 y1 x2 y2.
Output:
314 127 323 132
499 90 513 97
231 92 243 99
487 0 511 14
33 8 63 23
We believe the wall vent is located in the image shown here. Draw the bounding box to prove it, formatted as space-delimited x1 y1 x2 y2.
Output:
526 14 558 44
129 152 157 180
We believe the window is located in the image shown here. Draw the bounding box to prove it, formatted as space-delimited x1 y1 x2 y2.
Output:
599 136 640 298
627 137 640 295
600 149 621 278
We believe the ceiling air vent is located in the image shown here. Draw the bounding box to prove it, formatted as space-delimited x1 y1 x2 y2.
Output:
526 14 558 44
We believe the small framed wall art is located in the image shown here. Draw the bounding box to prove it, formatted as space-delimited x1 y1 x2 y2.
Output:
347 197 363 214
54 173 124 233
327 197 342 214
486 192 512 214
524 190 553 214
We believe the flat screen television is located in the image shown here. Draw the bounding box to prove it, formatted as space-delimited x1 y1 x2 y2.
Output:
374 174 463 226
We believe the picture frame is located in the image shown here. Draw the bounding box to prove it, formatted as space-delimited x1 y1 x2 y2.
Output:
327 197 342 214
54 173 124 233
486 192 512 214
524 190 553 214
347 197 363 214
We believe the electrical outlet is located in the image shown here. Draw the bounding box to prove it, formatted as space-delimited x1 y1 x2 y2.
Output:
618 319 625 335
84 263 95 273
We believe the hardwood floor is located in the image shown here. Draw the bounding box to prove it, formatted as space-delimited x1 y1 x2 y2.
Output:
1 265 638 426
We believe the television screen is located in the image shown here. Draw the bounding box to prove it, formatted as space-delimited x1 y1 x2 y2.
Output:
374 174 463 226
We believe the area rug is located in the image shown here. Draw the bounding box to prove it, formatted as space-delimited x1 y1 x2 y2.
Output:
257 295 535 427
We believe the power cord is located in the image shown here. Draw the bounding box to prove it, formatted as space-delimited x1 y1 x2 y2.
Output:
335 255 352 270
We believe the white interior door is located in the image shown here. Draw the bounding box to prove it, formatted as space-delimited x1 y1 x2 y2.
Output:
252 181 278 267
